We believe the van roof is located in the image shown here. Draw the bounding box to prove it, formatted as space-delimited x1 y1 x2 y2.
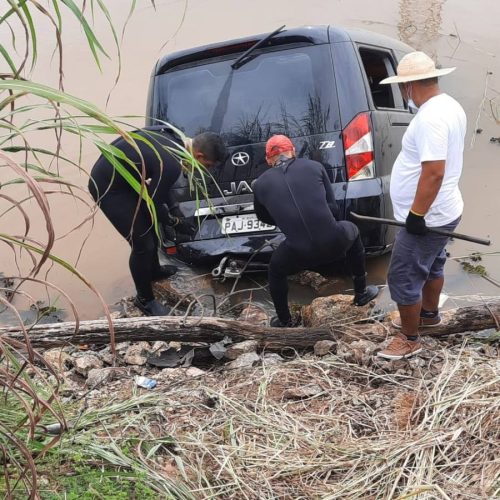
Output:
154 25 414 76
343 27 414 52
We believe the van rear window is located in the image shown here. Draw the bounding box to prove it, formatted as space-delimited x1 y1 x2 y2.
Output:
152 45 339 146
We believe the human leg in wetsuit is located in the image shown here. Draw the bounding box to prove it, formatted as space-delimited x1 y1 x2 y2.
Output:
313 234 379 305
268 233 378 327
268 242 305 326
89 177 173 316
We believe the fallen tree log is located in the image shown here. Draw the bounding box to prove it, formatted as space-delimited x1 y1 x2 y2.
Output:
2 316 334 350
1 300 498 351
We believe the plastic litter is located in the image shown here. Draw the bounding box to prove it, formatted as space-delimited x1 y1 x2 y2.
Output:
135 376 157 389
40 422 63 435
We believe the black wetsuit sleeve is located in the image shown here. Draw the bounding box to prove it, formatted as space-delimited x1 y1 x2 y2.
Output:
143 161 172 224
140 131 182 223
321 167 340 220
254 192 276 226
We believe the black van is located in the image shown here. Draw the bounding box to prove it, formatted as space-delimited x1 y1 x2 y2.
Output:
146 25 414 276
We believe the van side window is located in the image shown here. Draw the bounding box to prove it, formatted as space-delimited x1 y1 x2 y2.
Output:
358 48 405 110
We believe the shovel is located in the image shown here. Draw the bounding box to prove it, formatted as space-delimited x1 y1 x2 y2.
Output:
350 212 491 246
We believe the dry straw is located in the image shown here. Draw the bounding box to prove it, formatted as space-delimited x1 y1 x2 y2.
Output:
54 341 499 499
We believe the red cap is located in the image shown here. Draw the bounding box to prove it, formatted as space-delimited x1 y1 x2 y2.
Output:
265 135 294 160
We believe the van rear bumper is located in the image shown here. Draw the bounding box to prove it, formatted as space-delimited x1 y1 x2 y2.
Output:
163 177 393 265
172 233 285 266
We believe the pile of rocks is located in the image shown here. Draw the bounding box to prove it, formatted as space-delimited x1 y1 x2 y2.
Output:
41 289 497 402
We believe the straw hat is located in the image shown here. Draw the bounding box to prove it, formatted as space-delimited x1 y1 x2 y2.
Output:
380 51 455 84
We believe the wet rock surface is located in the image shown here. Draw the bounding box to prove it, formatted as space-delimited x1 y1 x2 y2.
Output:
302 294 374 328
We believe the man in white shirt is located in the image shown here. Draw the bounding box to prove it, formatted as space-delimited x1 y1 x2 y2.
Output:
377 51 466 360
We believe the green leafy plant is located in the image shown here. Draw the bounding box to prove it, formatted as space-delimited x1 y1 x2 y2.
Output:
0 2 210 498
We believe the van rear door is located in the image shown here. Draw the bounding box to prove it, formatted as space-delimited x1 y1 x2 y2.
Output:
148 40 346 261
356 45 413 248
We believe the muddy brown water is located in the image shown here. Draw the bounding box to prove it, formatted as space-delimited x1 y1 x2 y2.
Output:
0 0 499 322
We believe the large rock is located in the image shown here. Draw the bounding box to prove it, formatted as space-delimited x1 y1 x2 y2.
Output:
226 352 260 370
314 340 336 357
43 348 72 372
153 280 193 307
262 353 284 366
225 340 259 360
86 367 123 388
73 354 103 377
337 339 378 366
302 294 373 328
237 305 268 326
124 342 151 366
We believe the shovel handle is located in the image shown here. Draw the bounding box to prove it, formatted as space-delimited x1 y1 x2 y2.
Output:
350 212 491 246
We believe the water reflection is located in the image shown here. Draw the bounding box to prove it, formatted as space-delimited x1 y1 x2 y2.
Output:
151 44 335 147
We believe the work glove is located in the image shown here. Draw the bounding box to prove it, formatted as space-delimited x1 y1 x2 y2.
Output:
169 206 184 220
161 217 197 244
157 203 184 225
405 210 428 235
174 218 197 236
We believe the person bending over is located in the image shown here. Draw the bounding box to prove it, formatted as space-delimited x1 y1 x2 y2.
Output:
253 135 378 327
89 126 226 316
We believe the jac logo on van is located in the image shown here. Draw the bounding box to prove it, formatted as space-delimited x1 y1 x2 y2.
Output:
319 140 336 150
223 180 253 196
231 151 250 166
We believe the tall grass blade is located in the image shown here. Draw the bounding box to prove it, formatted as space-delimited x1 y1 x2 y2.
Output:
60 0 109 70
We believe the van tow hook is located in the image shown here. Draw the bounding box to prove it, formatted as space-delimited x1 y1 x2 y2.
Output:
212 257 244 281
211 256 229 280
223 260 242 279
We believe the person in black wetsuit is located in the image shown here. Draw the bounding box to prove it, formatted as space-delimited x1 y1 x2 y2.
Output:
253 135 379 327
89 126 226 316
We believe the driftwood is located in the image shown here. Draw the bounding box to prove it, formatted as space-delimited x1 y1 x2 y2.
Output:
1 300 499 351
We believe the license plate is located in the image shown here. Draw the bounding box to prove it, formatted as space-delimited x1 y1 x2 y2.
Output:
221 214 275 235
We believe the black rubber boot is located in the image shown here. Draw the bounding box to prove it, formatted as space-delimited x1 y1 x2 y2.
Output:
352 274 379 306
134 296 171 316
270 316 294 328
152 265 178 281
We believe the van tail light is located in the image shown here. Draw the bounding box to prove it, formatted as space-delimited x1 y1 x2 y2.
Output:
343 112 375 181
166 246 177 255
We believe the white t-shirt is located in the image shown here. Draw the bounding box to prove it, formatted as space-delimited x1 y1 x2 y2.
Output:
390 93 467 227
